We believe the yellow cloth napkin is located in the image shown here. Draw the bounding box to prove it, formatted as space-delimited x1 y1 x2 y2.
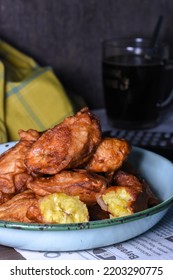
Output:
0 40 75 142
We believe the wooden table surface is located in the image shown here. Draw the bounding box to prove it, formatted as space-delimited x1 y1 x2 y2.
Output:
0 245 25 260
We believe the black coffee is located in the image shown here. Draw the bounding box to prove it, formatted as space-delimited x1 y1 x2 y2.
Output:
103 55 163 128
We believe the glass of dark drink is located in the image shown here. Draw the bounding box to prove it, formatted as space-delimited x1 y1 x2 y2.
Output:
102 37 173 129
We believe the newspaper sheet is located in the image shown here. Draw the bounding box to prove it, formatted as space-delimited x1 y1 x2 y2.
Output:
15 206 173 260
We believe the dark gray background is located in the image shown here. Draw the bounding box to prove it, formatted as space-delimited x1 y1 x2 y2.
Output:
0 0 173 109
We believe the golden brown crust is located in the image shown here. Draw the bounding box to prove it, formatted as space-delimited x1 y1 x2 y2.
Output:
0 135 38 199
18 129 40 141
25 107 102 175
0 190 39 223
27 169 107 205
0 192 14 205
113 170 144 191
113 170 160 207
85 137 131 173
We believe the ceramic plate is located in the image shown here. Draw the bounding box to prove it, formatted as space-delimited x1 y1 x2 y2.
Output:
0 142 173 251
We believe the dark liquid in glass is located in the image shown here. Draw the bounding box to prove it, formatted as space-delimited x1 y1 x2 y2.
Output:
103 55 163 128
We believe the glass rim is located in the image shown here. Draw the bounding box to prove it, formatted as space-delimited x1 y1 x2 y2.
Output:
102 37 167 49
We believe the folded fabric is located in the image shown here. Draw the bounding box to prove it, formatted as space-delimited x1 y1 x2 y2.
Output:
0 40 75 142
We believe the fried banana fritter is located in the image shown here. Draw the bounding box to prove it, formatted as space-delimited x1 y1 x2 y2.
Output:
95 170 154 218
0 129 39 204
25 107 101 175
85 137 131 173
96 184 148 218
113 170 160 207
27 169 107 205
0 190 39 222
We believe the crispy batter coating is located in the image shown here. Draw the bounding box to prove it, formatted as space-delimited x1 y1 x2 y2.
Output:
25 107 101 175
27 169 107 205
0 190 39 223
113 170 160 207
113 170 145 191
18 129 40 142
0 129 40 204
0 192 14 205
85 137 131 173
